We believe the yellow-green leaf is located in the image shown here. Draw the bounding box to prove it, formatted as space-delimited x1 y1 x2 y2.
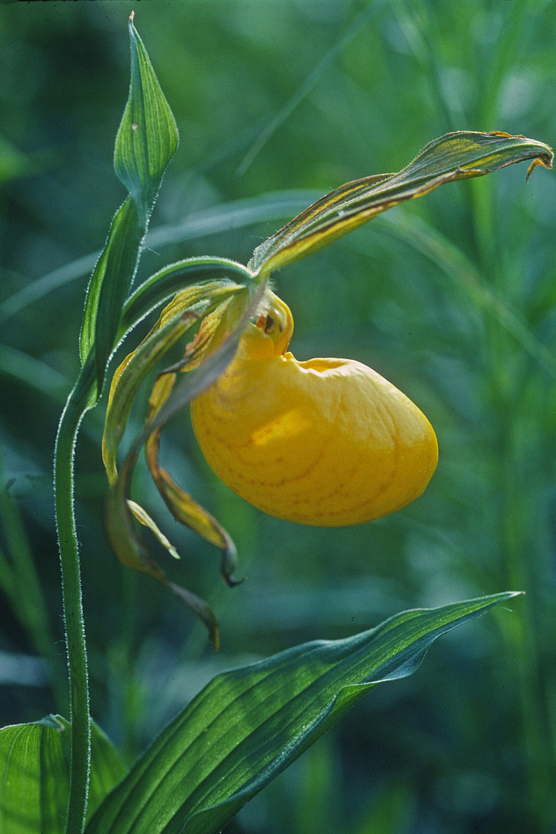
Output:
250 131 553 277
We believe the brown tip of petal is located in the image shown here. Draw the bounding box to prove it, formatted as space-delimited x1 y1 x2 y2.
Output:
168 581 221 651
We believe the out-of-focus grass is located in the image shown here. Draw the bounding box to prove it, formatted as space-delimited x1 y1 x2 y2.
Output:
1 1 555 831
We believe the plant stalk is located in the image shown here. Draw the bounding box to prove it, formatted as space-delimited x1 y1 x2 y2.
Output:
54 360 96 834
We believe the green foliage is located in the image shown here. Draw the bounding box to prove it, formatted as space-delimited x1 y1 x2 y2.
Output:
114 16 179 220
86 594 516 834
1 3 555 834
80 16 179 396
0 717 126 834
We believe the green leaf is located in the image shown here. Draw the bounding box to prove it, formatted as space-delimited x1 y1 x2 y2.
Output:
0 717 68 834
79 197 141 374
0 716 126 834
114 14 179 224
85 592 519 834
250 131 553 277
79 15 179 399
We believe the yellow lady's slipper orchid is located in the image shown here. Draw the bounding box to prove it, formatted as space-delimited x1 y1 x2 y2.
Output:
191 292 438 526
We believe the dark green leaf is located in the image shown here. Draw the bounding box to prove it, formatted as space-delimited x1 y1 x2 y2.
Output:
0 717 67 834
79 198 141 377
85 592 519 834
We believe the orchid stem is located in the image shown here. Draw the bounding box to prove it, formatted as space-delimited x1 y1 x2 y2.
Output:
54 358 96 834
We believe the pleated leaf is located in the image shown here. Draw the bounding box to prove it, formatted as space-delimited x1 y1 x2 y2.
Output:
85 592 519 834
0 716 126 834
250 131 553 276
79 197 141 379
114 13 179 221
80 15 179 397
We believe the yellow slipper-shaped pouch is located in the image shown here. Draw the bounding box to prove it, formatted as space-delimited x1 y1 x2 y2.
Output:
190 292 438 526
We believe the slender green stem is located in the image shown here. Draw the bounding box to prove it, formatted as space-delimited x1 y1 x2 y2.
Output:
54 358 97 834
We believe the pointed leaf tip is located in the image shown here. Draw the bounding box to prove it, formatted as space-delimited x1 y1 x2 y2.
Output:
115 19 179 220
85 592 517 834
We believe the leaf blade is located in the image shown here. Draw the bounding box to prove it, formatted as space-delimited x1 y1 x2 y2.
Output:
114 15 179 220
79 15 179 398
0 717 126 834
85 592 520 834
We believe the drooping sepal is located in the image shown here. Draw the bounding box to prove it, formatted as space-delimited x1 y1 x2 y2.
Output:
102 279 266 644
105 441 221 649
145 372 241 586
102 279 243 484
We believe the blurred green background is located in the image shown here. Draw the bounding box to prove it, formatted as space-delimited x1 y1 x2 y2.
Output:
1 1 556 832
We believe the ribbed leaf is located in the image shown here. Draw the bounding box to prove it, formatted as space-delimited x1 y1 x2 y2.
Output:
85 592 519 834
0 716 126 834
79 197 141 372
250 131 553 276
79 15 179 398
114 13 178 221
0 717 67 834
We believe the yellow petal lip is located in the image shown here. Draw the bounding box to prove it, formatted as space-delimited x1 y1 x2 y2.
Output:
191 294 438 527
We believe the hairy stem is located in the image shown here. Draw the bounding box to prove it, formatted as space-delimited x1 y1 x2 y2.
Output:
54 359 96 834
